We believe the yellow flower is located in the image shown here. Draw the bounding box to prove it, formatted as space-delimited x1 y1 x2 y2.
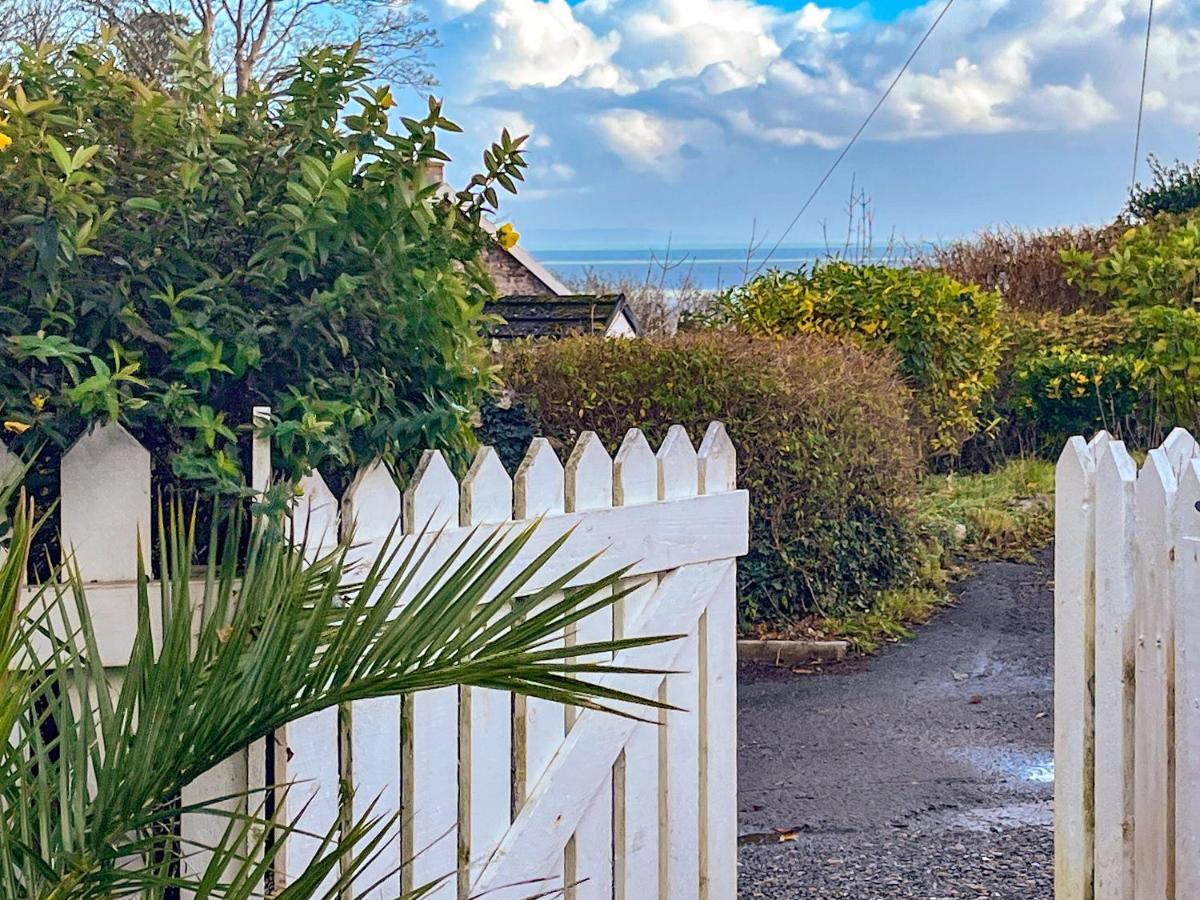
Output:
497 223 520 250
0 131 11 152
30 392 46 413
3 420 30 435
378 87 395 110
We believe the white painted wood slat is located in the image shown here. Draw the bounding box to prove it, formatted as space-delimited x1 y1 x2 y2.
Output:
1054 436 1095 900
459 446 514 898
402 450 461 900
1093 439 1137 900
613 428 661 900
565 431 615 900
512 438 567 897
658 425 702 900
1134 448 1177 900
343 460 404 898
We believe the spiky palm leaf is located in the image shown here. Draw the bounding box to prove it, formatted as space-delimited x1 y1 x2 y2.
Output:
0 493 671 899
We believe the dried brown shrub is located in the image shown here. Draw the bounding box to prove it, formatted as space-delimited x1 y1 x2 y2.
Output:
916 225 1123 314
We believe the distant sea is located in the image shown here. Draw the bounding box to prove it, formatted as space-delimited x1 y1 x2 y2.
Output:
534 245 899 292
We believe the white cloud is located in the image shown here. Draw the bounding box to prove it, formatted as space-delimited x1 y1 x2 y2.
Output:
593 108 688 172
440 0 1200 171
476 0 627 91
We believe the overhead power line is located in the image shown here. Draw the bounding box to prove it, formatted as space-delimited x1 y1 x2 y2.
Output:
1130 0 1156 195
753 0 959 277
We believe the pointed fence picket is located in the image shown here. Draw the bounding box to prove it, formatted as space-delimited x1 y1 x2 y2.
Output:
10 412 748 899
1056 427 1200 899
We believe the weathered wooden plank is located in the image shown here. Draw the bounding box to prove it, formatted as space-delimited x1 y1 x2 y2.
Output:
281 466 343 891
1055 435 1095 900
20 490 749 667
61 423 151 582
402 450 460 900
564 432 614 899
512 438 567 896
613 427 661 900
659 425 701 900
179 754 248 895
474 560 733 898
279 705 341 890
459 446 514 897
698 422 736 496
1134 448 1177 900
699 442 738 900
342 461 404 897
1093 439 1137 900
1175 457 1200 899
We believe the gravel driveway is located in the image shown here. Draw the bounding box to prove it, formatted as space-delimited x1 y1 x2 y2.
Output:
737 550 1055 898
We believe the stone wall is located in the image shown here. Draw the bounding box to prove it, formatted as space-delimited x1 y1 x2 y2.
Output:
485 246 554 296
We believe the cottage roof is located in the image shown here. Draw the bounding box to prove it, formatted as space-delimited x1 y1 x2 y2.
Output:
487 293 639 339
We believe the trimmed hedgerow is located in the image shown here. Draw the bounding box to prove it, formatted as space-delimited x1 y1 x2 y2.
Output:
494 332 923 626
697 262 1002 460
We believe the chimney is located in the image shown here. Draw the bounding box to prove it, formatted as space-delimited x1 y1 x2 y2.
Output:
423 160 445 187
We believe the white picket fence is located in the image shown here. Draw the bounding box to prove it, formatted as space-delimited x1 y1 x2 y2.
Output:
1055 427 1200 899
6 413 748 899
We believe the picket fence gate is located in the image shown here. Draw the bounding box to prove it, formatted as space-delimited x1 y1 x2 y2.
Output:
3 412 748 899
1055 427 1200 899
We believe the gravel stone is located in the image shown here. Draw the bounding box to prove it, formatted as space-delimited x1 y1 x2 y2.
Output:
737 550 1055 898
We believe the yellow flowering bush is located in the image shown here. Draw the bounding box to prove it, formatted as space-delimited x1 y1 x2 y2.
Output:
1010 346 1140 453
699 262 1003 459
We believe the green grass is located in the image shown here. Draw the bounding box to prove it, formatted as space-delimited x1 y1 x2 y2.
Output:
819 458 1055 653
819 586 951 654
915 458 1055 562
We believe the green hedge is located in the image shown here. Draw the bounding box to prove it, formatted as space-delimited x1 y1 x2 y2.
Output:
0 38 525 497
697 262 1003 459
968 306 1200 462
494 332 923 626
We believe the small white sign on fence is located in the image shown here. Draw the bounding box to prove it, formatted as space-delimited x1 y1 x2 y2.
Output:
7 415 749 899
1056 427 1200 899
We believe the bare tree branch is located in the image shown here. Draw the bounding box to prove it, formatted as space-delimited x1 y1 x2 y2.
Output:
0 0 437 94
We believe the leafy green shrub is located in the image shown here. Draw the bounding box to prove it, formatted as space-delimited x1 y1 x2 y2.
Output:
1123 306 1200 435
1009 347 1140 454
1063 214 1200 310
969 306 1200 463
495 332 923 626
0 38 526 493
700 262 1003 459
1128 155 1200 220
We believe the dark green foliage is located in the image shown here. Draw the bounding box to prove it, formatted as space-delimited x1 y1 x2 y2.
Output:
0 38 527 494
1128 155 1200 220
476 395 537 475
1009 347 1140 455
499 332 923 626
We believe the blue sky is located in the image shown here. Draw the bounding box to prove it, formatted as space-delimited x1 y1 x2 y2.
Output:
420 0 1200 250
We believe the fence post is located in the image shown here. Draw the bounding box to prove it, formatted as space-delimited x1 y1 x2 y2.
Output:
1055 435 1096 899
402 450 461 900
612 428 662 900
460 446 514 896
342 460 404 896
1093 439 1137 899
1175 457 1200 897
658 425 702 900
1134 448 1178 900
698 422 738 900
564 431 616 899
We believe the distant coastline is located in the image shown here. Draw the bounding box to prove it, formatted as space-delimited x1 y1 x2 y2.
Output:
534 245 901 291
